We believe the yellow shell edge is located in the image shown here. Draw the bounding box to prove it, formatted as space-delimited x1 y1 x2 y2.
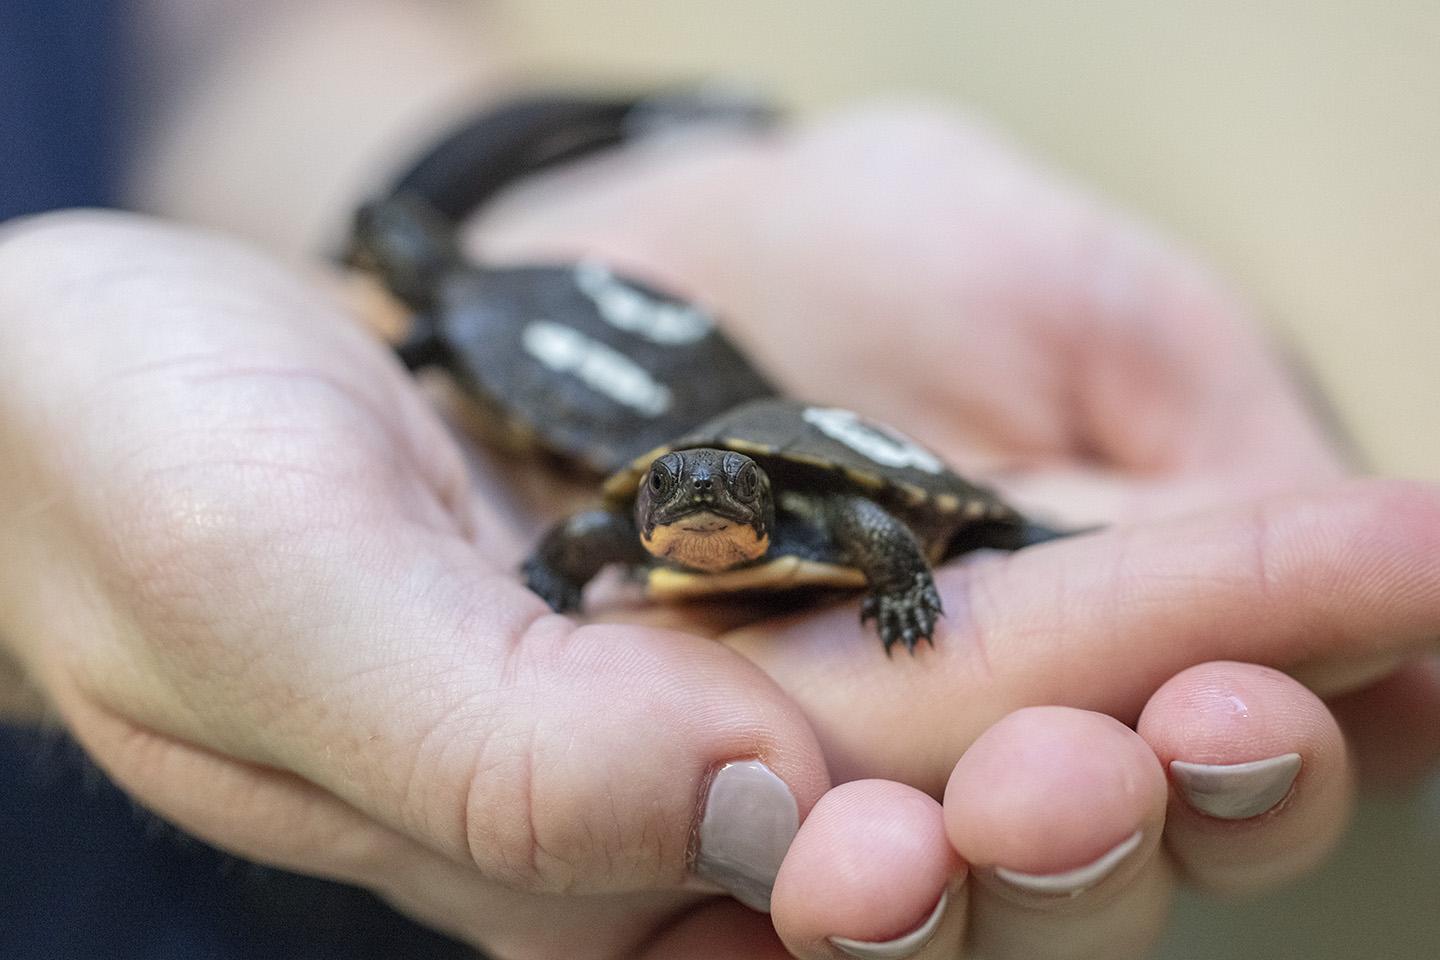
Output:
601 443 676 501
645 557 867 599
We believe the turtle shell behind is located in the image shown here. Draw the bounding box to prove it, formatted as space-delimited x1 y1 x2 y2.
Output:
603 398 1019 560
432 261 775 475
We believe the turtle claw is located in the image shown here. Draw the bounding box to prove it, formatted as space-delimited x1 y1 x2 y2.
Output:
862 573 944 655
522 558 583 613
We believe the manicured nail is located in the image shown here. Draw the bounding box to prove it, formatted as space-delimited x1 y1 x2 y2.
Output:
694 759 799 913
1170 753 1302 820
993 829 1143 897
829 891 948 959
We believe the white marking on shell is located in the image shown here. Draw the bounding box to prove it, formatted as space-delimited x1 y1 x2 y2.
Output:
574 261 713 345
522 319 672 417
801 407 945 474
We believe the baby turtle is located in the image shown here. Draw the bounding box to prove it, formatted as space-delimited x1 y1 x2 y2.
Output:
346 195 776 474
524 398 1066 653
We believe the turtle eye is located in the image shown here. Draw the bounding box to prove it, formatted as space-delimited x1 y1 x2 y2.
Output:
733 462 760 501
647 461 673 497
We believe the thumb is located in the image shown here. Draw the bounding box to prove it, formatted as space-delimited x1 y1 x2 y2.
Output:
93 505 827 910
0 212 828 912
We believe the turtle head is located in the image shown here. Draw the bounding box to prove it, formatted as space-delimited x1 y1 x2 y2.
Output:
635 449 773 571
343 194 461 309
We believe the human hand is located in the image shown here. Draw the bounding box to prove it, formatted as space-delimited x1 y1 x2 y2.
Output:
463 106 1440 956
2 111 1434 960
0 213 835 958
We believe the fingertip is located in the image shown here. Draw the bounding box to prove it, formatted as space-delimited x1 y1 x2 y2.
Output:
1138 660 1352 892
1138 661 1340 770
944 707 1167 882
943 708 1172 960
771 780 962 958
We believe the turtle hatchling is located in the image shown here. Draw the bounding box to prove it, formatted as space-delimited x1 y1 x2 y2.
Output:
345 194 775 474
524 398 1067 653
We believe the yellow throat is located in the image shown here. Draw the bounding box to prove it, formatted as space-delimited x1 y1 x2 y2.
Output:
641 511 769 572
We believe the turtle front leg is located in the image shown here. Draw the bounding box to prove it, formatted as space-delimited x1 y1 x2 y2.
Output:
826 496 944 655
522 509 645 613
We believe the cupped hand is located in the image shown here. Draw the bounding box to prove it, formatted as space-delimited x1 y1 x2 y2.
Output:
0 213 831 958
466 105 1440 956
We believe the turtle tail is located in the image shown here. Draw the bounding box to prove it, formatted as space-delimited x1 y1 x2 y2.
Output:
1007 520 1088 549
951 518 1098 555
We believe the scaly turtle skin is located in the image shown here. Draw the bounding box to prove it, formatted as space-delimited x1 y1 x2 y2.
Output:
345 196 776 474
524 398 1066 653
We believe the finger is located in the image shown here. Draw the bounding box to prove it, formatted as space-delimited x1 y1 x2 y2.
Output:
1327 656 1440 789
638 900 790 960
55 688 712 960
53 680 442 887
726 479 1440 792
990 461 1349 530
0 214 830 910
771 780 964 959
1137 661 1351 893
945 708 1173 960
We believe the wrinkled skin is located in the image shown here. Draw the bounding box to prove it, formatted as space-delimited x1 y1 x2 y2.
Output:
2 108 1438 960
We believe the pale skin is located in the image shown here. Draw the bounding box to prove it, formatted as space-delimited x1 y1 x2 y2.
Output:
2 4 1439 959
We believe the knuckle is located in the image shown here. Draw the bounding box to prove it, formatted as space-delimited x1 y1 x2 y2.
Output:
462 733 610 895
453 621 576 893
457 622 687 895
456 717 550 891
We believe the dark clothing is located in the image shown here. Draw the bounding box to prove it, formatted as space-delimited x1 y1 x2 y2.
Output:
0 725 475 959
1 0 127 218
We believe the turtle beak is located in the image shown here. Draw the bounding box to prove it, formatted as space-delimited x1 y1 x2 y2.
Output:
678 514 732 533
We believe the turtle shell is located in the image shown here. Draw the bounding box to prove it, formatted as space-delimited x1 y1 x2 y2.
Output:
431 261 775 474
603 398 1019 564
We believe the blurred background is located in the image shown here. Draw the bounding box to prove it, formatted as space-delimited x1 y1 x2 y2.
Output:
502 0 1440 482
498 3 1439 957
6 1 1438 957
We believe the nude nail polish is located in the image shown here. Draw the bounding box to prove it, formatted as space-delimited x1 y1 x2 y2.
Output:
693 759 799 913
829 891 949 959
1170 753 1302 820
993 829 1144 897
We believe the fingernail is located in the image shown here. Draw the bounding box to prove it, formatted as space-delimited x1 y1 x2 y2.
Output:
694 759 799 913
1170 753 1302 820
993 829 1143 897
829 890 948 959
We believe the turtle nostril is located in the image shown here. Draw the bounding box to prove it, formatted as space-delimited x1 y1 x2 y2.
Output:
692 476 713 493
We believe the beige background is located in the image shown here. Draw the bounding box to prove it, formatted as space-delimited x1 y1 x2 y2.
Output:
502 0 1440 481
500 3 1440 958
